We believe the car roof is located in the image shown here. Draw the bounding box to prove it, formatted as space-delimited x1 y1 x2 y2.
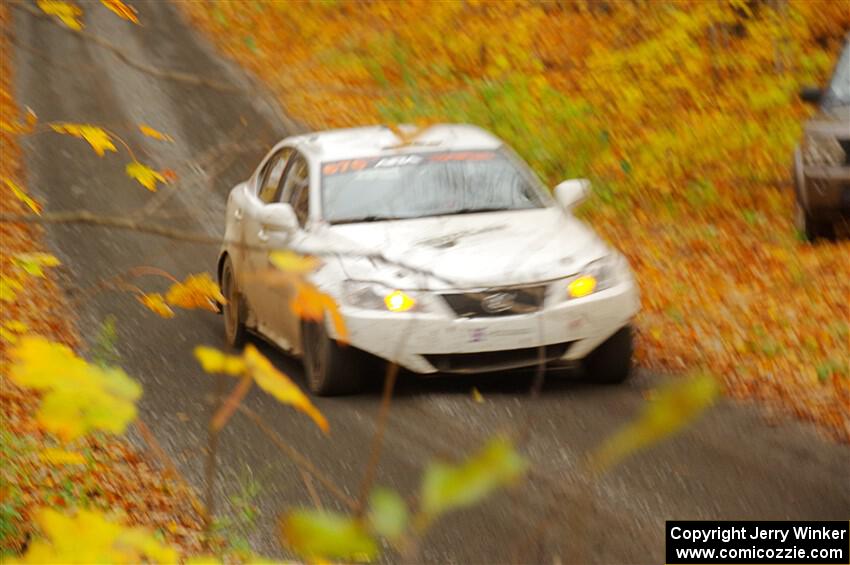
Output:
286 124 504 162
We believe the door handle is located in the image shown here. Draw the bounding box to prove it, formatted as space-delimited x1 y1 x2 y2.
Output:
257 228 269 242
234 208 244 221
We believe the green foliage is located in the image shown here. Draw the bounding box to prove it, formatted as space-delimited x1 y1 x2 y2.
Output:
379 74 606 186
280 509 378 562
419 436 528 523
367 488 408 542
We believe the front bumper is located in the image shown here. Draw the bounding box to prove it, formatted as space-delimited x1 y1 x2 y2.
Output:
329 280 640 374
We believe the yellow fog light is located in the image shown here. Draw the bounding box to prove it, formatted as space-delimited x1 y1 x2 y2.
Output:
384 290 415 312
568 275 597 298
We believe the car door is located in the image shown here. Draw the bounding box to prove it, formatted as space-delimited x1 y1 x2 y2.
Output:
263 151 312 349
240 147 291 330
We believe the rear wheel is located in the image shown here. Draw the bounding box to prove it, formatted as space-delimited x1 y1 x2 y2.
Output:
221 256 247 348
583 325 633 384
302 321 368 396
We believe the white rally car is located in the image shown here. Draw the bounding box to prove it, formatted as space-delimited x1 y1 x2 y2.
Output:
218 124 639 395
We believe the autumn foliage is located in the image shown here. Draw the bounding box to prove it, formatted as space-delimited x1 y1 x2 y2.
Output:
182 0 850 440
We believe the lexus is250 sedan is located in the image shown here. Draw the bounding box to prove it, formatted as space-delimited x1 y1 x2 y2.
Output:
217 124 640 395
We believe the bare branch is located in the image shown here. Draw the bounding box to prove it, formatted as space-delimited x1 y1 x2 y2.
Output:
0 211 456 284
354 362 400 516
237 404 357 510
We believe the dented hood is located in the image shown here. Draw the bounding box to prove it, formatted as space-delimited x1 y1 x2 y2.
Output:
321 207 610 290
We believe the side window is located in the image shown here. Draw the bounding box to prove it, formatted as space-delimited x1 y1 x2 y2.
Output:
257 148 291 204
281 153 310 226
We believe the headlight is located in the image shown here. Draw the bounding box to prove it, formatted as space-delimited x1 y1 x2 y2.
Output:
342 281 421 313
565 254 627 299
803 134 844 166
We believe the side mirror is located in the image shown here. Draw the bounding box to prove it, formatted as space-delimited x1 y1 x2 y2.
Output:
799 86 822 104
554 179 591 211
259 203 298 232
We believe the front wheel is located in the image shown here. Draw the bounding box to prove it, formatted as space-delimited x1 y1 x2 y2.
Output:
582 325 633 384
301 321 368 396
221 256 247 348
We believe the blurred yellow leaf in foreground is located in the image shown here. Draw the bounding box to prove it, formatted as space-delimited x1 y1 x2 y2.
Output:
136 292 175 318
125 161 166 192
588 374 720 474
269 250 320 274
101 0 139 24
11 508 176 564
10 336 142 440
193 344 328 433
138 123 172 141
50 123 116 156
166 272 225 312
194 345 245 376
36 0 83 31
244 344 329 433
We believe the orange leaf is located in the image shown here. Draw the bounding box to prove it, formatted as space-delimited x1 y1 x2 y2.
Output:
137 293 175 318
101 0 139 24
138 123 173 142
166 273 225 312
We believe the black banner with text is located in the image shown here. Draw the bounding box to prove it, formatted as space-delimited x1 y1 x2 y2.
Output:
666 521 849 564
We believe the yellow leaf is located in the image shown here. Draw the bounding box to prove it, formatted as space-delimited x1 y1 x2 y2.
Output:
269 250 320 274
100 0 138 24
136 293 175 318
194 345 246 376
36 0 83 31
40 448 86 466
3 178 43 215
13 253 61 278
138 123 173 142
125 161 166 192
10 337 142 440
471 387 484 403
243 344 329 433
19 508 177 564
166 272 225 312
588 374 719 474
49 123 115 156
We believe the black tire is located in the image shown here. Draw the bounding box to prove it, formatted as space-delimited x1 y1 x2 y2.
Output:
301 321 368 396
221 256 248 348
582 325 633 384
795 199 835 242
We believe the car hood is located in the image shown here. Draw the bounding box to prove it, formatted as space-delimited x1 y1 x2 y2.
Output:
317 208 610 290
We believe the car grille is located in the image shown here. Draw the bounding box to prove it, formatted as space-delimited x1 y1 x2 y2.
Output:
440 285 547 318
424 342 574 374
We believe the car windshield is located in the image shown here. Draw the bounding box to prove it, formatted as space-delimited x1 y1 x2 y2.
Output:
321 149 549 224
823 42 850 108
